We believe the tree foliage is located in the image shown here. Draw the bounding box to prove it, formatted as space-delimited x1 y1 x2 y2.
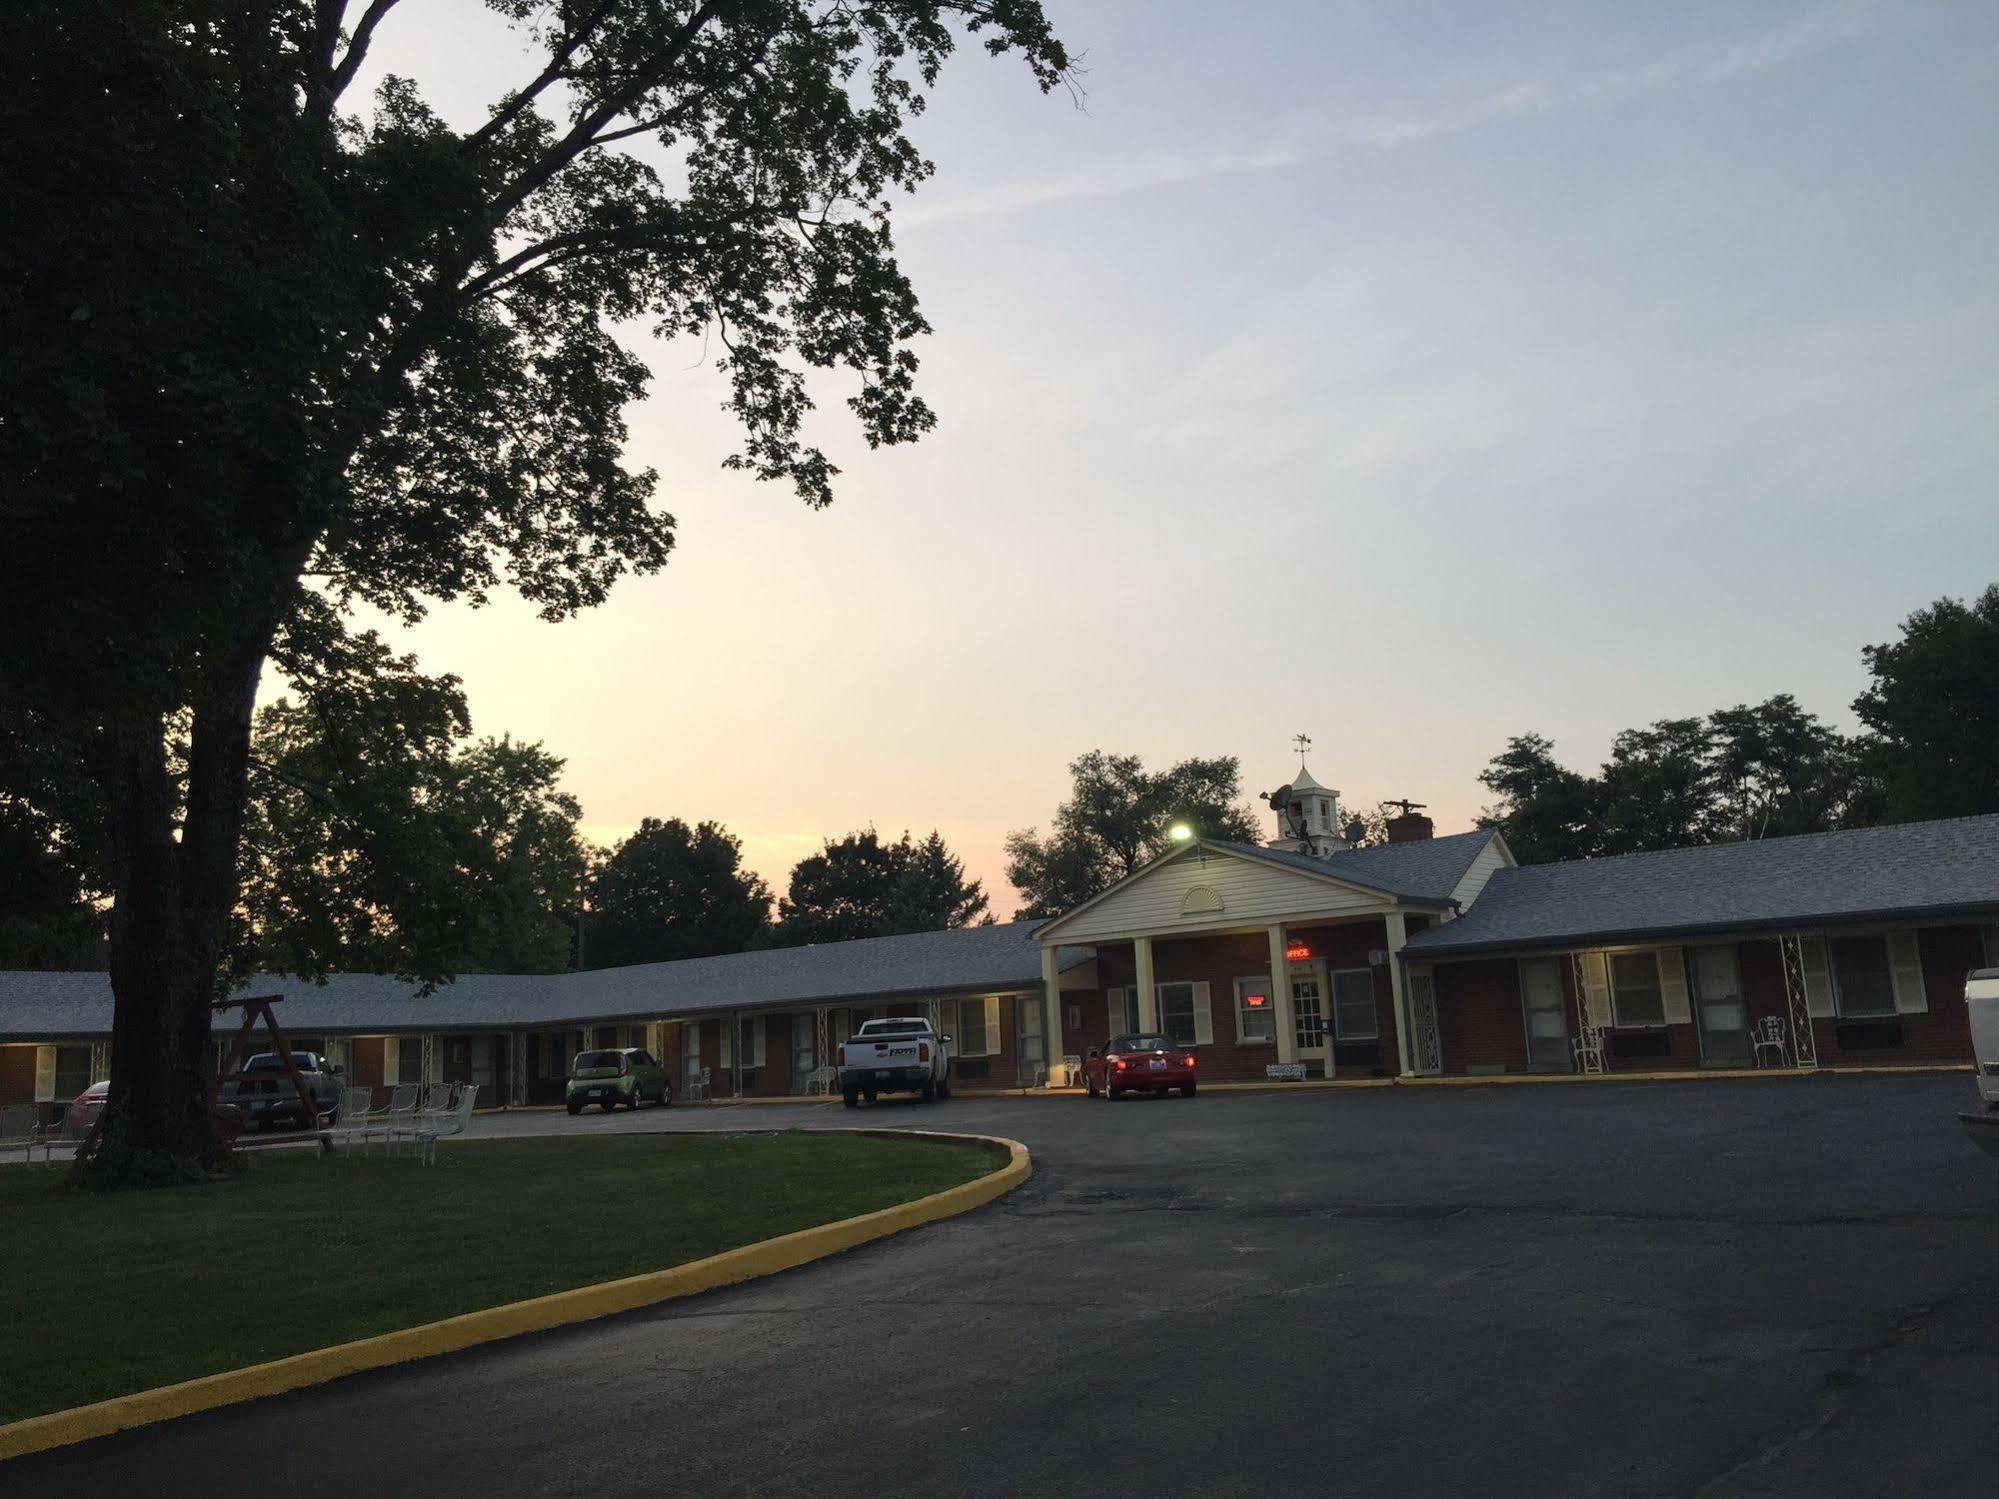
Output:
583 818 772 968
1005 751 1260 917
1482 696 1870 863
240 639 585 979
776 827 988 944
1854 585 1999 822
0 0 1068 1181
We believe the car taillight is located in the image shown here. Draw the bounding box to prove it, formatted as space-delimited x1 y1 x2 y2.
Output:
1182 1055 1196 1068
836 1044 846 1066
919 1041 930 1062
1113 1058 1128 1070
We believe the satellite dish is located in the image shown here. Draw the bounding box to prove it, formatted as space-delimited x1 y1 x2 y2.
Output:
1266 784 1292 808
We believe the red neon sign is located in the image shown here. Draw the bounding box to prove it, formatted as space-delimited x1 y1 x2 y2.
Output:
1244 993 1268 1008
1285 941 1311 962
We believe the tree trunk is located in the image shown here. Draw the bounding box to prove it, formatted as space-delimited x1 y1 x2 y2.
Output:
88 719 218 1184
83 621 275 1187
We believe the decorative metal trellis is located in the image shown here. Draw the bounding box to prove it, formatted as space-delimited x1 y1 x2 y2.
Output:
1777 933 1821 1070
1406 969 1443 1076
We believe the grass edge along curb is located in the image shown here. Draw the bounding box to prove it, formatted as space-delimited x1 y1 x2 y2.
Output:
0 1128 1029 1465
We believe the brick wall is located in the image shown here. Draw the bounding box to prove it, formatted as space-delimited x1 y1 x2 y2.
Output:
1294 919 1400 1077
1436 925 1980 1075
1152 931 1284 1082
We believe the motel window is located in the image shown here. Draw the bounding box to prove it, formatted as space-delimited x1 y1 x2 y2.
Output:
951 997 999 1058
1829 936 1896 1018
1155 982 1213 1047
399 1036 425 1082
1608 951 1665 1028
53 1046 91 1105
1330 970 1378 1041
1105 987 1140 1038
725 1017 766 1069
1233 977 1276 1043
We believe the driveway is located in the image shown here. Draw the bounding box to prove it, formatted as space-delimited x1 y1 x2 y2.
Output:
17 1076 1999 1496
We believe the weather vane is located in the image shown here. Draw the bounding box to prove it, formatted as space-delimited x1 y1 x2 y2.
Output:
1293 732 1312 759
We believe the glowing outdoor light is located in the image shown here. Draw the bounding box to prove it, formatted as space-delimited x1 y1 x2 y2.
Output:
1168 823 1194 842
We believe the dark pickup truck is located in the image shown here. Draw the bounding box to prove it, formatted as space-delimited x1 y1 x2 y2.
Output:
219 1051 344 1130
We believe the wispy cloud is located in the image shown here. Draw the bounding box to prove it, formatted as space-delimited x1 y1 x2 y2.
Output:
907 3 1872 225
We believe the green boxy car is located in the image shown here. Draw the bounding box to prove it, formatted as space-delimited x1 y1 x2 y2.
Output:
565 1047 673 1114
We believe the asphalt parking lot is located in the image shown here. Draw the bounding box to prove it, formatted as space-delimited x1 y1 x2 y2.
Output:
18 1075 1999 1496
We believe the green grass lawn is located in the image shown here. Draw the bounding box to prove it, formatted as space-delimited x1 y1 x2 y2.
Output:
0 1130 1001 1424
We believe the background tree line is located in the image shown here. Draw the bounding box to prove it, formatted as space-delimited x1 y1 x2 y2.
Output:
1478 585 1999 862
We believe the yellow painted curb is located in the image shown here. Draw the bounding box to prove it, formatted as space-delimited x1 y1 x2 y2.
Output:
0 1129 1028 1466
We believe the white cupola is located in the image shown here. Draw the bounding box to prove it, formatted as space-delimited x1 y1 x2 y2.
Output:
1265 761 1350 858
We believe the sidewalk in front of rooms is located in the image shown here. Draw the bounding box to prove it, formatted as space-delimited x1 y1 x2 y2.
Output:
495 1060 1973 1112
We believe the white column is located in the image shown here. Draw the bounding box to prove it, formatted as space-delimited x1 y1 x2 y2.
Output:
1383 909 1414 1078
1040 945 1066 1085
1268 923 1297 1065
1134 937 1159 1031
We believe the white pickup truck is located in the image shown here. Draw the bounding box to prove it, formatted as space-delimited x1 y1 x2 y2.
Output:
837 1016 950 1107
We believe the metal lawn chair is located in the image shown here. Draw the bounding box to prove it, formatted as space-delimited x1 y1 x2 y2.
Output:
329 1087 378 1153
804 1066 837 1095
1751 1016 1791 1068
383 1083 421 1154
685 1067 710 1102
1572 1025 1607 1075
415 1084 478 1165
0 1103 48 1164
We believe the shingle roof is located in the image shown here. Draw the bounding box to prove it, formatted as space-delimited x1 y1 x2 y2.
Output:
1402 814 1999 961
1213 829 1500 904
0 922 1088 1041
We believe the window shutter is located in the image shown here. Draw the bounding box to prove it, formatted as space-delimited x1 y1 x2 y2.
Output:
1659 948 1692 1026
1800 938 1835 1017
720 1022 733 1068
1191 981 1214 1045
382 1042 399 1086
984 997 1001 1056
34 1045 56 1103
1887 931 1928 1014
1579 952 1612 1029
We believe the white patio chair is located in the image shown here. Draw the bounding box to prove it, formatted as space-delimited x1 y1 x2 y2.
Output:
0 1103 47 1164
415 1084 479 1166
1572 1025 1607 1075
685 1067 710 1102
1751 1016 1790 1068
329 1087 378 1153
804 1066 837 1096
383 1083 422 1154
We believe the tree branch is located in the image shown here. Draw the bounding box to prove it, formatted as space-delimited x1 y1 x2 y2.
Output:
324 0 402 112
460 0 621 156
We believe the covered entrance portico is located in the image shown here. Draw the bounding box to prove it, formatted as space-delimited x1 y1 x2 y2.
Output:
1034 836 1489 1081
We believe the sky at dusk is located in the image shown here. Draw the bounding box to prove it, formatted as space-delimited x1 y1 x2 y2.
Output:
358 1 1999 914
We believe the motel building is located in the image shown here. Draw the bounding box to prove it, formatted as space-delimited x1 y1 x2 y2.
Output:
3 760 1997 1126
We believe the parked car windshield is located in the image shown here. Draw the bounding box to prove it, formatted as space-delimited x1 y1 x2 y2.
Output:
1110 1034 1174 1053
573 1050 624 1070
243 1052 317 1071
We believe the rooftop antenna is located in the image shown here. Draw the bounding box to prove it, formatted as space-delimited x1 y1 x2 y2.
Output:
1382 799 1428 818
1292 732 1312 759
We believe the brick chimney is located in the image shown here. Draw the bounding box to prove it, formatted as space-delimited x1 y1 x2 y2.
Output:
1383 800 1433 844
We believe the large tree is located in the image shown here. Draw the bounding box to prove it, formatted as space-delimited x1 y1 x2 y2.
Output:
775 827 988 944
582 818 772 967
1005 751 1261 917
0 1 1069 1182
240 634 585 978
1854 585 1999 822
1479 697 1862 864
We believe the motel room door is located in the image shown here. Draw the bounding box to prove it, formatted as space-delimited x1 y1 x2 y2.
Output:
1016 995 1047 1087
1289 961 1332 1077
1689 944 1751 1066
1519 957 1572 1072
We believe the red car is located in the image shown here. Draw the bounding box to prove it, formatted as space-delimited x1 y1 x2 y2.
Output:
1084 1033 1198 1100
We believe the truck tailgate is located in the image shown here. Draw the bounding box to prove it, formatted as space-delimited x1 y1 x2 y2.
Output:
850 1039 922 1070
